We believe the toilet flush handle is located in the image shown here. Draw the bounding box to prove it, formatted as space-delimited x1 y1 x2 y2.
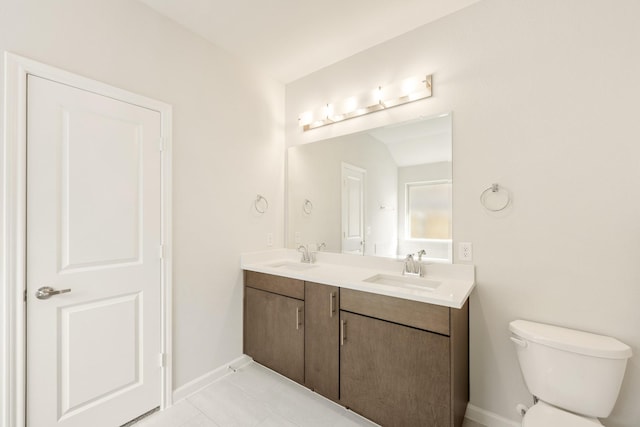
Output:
510 336 528 348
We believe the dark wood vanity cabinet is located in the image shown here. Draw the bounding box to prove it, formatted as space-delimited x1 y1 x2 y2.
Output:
340 311 450 426
243 271 469 427
243 271 305 383
339 289 469 427
304 281 340 401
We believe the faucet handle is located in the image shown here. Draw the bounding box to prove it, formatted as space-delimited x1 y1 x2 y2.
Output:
297 245 310 263
416 250 426 261
402 254 413 275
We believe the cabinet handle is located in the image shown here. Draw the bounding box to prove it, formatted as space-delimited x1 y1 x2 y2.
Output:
296 307 302 330
340 320 347 345
329 292 336 317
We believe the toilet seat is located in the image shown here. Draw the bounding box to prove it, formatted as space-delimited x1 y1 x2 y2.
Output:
523 402 603 427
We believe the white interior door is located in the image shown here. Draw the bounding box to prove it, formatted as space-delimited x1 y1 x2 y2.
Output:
341 163 366 255
26 75 162 427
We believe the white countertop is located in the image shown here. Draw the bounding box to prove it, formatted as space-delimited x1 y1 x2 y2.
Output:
241 249 475 309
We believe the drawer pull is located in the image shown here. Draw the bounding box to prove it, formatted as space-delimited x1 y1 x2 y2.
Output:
296 307 302 330
329 292 336 318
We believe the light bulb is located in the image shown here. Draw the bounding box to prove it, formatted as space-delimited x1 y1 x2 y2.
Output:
342 96 357 114
401 77 419 96
323 104 334 119
374 86 383 104
298 111 313 126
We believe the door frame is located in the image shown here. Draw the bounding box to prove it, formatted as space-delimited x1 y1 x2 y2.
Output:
1 52 173 427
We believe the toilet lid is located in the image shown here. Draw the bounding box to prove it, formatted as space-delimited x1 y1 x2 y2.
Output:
523 403 602 427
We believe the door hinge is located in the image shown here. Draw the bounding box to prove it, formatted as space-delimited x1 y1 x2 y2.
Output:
159 244 164 260
24 289 27 302
159 353 167 368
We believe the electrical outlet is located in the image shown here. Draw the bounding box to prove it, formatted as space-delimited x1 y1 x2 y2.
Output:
266 233 274 247
294 232 301 244
459 242 473 261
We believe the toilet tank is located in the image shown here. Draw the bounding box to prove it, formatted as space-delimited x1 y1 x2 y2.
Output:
510 320 632 418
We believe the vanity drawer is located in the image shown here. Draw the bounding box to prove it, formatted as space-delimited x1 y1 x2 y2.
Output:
244 271 304 300
340 288 449 335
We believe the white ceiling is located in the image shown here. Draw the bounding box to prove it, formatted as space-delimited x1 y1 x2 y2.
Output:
138 0 481 83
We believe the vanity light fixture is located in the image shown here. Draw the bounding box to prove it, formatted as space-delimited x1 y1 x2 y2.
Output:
298 74 432 131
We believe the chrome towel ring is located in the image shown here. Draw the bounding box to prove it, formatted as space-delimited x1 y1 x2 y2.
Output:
254 194 269 214
480 183 511 212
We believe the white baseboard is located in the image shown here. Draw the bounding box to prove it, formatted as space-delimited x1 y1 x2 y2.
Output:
466 403 520 427
172 354 253 403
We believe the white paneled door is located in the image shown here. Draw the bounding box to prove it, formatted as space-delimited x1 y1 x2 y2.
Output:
26 75 162 427
341 163 366 255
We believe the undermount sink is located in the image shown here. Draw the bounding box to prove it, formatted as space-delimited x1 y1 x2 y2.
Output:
267 261 317 271
364 274 441 291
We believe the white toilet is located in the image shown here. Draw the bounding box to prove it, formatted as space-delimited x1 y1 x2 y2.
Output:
509 320 632 426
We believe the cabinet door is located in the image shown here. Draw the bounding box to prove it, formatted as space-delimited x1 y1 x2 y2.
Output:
244 287 304 383
304 282 339 401
340 311 451 427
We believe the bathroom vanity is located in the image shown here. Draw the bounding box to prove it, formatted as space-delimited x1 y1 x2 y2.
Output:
242 250 475 427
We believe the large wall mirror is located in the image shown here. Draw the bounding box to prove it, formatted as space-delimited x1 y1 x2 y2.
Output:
287 113 452 263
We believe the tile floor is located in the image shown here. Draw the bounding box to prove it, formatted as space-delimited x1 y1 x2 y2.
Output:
135 362 486 427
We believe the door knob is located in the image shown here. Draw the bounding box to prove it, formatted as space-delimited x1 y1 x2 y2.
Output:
35 286 71 300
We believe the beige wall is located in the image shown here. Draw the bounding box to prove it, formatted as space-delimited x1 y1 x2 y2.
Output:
286 1 640 426
0 0 284 390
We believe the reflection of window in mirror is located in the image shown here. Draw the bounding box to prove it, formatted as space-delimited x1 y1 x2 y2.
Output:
406 180 452 240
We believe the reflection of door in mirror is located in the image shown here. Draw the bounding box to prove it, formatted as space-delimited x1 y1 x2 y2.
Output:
341 163 366 255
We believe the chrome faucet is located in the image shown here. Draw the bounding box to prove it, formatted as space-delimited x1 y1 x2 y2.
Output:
403 254 416 275
402 251 426 277
298 245 312 263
